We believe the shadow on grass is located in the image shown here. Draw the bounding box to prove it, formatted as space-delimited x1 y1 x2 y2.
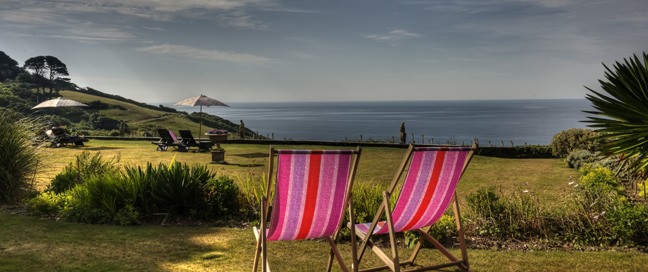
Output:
81 147 123 151
231 152 268 159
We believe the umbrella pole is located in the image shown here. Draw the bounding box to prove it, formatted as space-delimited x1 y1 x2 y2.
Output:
199 105 202 140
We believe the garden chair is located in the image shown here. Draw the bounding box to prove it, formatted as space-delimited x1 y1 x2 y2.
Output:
46 127 88 147
178 130 214 151
253 146 362 272
349 144 477 272
152 129 187 152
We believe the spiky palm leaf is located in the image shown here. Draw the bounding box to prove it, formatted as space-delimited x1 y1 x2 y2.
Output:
583 52 648 172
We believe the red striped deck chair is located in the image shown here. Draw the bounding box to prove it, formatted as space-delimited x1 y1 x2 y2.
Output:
253 146 362 272
350 144 476 272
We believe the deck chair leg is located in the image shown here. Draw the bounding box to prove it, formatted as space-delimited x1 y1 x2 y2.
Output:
349 198 359 272
452 193 470 270
253 227 262 272
406 226 431 265
383 192 400 272
326 248 335 272
326 237 349 272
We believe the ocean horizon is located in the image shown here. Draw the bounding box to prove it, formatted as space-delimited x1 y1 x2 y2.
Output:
165 99 593 145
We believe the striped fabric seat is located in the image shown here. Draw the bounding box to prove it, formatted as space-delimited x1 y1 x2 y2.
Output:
253 147 361 272
267 150 354 241
354 147 470 235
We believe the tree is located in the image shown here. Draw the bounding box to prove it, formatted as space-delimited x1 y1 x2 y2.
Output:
23 55 70 99
0 51 22 82
44 55 69 97
23 56 47 97
583 52 648 172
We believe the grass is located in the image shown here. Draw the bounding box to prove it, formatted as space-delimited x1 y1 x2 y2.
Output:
33 140 577 204
1 211 647 272
9 140 645 271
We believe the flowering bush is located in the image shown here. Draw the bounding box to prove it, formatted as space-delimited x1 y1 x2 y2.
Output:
207 129 228 134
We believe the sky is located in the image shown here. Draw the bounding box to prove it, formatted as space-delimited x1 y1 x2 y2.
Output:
1 0 647 103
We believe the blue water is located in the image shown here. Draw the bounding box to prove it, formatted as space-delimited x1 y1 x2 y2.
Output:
168 99 593 145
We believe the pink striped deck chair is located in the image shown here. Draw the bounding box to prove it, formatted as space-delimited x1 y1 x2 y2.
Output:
350 144 477 272
253 146 362 272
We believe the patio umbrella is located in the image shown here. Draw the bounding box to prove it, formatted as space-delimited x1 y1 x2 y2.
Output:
32 97 89 125
173 94 230 139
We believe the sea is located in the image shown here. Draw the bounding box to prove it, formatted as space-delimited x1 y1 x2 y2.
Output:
165 99 593 146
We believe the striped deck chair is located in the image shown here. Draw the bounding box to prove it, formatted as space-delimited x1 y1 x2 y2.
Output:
350 144 477 272
253 146 362 272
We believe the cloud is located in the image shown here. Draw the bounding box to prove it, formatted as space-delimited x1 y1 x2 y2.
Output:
0 8 135 42
135 43 272 64
362 29 422 45
142 27 167 32
218 11 268 29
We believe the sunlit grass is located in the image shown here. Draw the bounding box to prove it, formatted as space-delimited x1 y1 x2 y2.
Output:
33 140 578 204
1 212 646 272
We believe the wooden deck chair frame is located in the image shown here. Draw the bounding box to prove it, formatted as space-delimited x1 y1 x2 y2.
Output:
351 144 477 272
252 146 362 272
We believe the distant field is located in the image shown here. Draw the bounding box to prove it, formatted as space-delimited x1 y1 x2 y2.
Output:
60 90 208 136
34 139 578 203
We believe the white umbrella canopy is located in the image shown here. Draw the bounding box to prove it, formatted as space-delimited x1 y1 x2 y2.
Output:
174 94 230 108
173 94 230 138
32 97 89 126
32 97 89 109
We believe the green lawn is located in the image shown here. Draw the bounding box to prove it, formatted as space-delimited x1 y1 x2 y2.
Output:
34 140 576 203
7 140 644 271
1 212 646 272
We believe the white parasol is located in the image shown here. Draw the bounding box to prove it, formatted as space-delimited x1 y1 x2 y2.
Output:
173 94 230 138
32 97 89 125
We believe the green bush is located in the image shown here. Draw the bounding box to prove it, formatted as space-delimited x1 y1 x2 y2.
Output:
466 186 504 219
566 150 597 169
404 214 456 249
46 170 80 194
579 164 625 198
25 191 64 216
150 162 215 215
205 176 240 218
466 186 547 238
64 151 121 182
0 110 41 202
608 204 648 245
550 128 606 157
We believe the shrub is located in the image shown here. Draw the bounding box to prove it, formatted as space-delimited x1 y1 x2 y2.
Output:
566 150 597 169
608 204 648 245
150 162 215 216
25 191 64 216
46 170 80 194
550 128 606 157
404 214 456 249
235 172 269 219
64 151 121 182
465 186 548 238
204 176 240 218
579 164 625 198
0 110 41 202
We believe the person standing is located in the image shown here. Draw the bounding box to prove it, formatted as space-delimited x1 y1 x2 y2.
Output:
400 122 406 144
238 120 245 139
